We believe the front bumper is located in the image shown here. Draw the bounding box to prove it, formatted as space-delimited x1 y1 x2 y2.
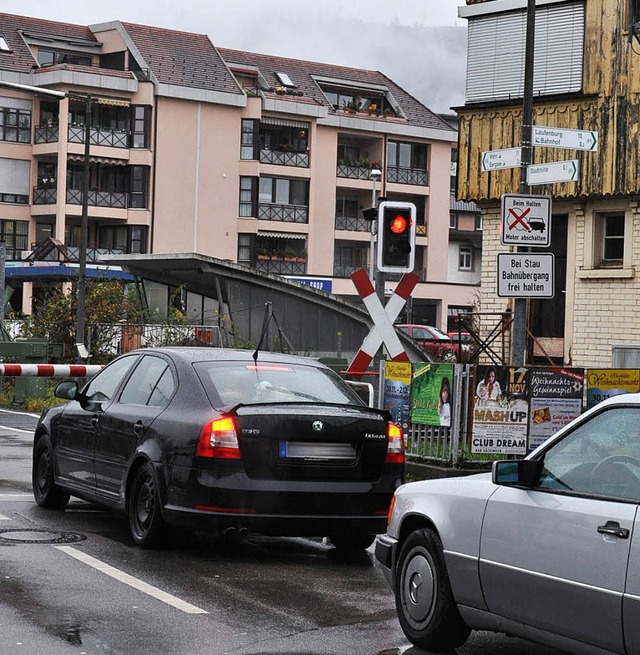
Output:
374 533 398 589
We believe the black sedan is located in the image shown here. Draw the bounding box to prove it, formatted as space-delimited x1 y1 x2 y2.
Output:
32 347 405 549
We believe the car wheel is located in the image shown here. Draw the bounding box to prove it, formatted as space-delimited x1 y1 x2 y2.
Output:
395 527 470 652
329 531 376 552
128 462 166 548
32 435 70 509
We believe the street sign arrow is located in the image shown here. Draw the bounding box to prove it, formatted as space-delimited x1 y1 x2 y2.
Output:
533 126 598 151
481 147 522 172
527 160 579 186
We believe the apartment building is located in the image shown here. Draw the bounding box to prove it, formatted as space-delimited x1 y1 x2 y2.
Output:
0 12 480 332
457 0 640 367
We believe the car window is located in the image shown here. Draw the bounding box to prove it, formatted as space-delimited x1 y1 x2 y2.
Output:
84 355 138 402
536 406 640 501
120 355 174 407
148 367 176 407
194 361 363 407
412 328 429 340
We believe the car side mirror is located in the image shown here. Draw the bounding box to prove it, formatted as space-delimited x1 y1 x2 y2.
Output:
492 459 543 487
55 380 79 401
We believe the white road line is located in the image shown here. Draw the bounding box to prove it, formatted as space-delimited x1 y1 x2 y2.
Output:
0 494 32 501
0 408 40 418
0 514 11 520
0 425 33 434
55 546 208 614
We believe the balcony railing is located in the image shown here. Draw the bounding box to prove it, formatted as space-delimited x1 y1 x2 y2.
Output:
33 187 57 205
34 124 60 144
336 164 377 180
387 166 428 186
67 187 127 209
68 124 129 148
255 258 306 275
258 203 308 223
335 216 371 232
333 264 367 278
260 149 309 168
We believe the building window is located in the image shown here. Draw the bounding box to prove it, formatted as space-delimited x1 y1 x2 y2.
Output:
459 245 473 271
597 213 625 266
475 213 483 231
239 176 257 217
387 141 428 185
0 37 11 53
0 107 31 143
240 119 258 160
36 223 54 245
129 166 149 208
98 225 148 253
450 212 458 229
130 105 151 148
0 220 29 260
318 83 396 115
238 233 253 265
38 49 92 67
464 1 584 103
259 177 308 206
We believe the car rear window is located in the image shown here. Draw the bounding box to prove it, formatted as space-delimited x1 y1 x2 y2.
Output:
193 361 363 407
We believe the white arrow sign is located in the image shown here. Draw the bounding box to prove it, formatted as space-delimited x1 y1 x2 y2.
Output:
533 126 598 151
527 160 579 185
481 147 522 172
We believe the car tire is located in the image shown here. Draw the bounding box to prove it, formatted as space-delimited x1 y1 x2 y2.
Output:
128 462 166 548
329 531 376 552
395 527 470 652
32 435 70 509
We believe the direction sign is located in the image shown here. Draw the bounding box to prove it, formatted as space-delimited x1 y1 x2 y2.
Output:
481 147 522 172
501 194 552 246
527 160 579 186
497 253 555 298
533 125 598 151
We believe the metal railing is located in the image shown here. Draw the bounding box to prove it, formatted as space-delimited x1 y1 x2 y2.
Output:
255 259 306 275
68 124 129 148
336 164 376 180
387 166 428 186
258 203 308 223
67 187 127 209
34 124 60 144
260 149 309 168
335 216 371 232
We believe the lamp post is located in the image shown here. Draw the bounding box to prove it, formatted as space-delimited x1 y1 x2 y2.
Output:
369 168 383 303
0 81 90 357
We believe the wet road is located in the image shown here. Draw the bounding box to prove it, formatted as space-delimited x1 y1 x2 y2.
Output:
0 408 569 655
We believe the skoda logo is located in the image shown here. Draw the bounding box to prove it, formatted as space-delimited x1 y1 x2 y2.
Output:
312 420 324 432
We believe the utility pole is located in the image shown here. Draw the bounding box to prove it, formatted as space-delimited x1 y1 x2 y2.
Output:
512 0 536 366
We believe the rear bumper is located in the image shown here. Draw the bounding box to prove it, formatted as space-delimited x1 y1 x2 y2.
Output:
374 533 397 589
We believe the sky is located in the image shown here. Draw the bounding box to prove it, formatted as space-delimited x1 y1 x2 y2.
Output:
13 1 468 114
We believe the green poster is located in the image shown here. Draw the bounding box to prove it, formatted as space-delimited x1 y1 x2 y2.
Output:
411 363 454 426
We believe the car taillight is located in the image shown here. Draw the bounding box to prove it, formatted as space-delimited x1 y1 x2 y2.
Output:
385 422 405 464
196 416 241 459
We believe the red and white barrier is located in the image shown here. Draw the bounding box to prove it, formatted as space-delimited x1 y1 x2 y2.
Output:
0 364 102 377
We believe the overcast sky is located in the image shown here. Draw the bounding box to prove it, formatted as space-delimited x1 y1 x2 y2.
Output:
14 1 468 114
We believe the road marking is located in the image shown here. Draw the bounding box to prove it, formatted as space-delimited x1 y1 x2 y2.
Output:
0 408 40 418
0 514 11 520
0 425 33 434
55 546 208 614
0 494 32 501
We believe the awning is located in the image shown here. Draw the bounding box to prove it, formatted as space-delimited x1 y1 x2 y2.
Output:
67 154 127 166
261 117 309 129
258 231 306 239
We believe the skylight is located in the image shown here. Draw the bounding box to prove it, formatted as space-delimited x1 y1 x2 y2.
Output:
0 37 11 53
275 71 296 88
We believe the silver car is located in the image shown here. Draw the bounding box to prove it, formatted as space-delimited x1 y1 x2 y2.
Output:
375 392 640 654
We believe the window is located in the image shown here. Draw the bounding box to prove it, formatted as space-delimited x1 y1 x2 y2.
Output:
464 1 584 103
387 141 426 171
0 37 11 53
475 213 483 231
536 406 640 501
238 233 253 265
129 166 148 208
459 245 473 271
239 176 257 217
450 213 458 229
120 355 174 407
130 105 151 148
594 213 625 267
240 119 258 160
318 83 396 115
98 225 148 253
0 107 31 143
0 221 28 260
275 72 296 88
336 196 359 220
259 177 308 206
85 355 138 403
0 158 30 199
38 49 91 67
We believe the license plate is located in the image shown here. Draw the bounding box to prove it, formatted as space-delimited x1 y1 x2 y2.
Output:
279 441 356 460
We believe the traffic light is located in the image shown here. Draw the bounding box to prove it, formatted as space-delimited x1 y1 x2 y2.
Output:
376 201 416 273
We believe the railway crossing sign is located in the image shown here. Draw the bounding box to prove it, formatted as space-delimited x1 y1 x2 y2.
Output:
346 269 419 379
501 194 552 247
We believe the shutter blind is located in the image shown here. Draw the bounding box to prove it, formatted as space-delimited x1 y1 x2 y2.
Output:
0 158 30 195
465 1 584 103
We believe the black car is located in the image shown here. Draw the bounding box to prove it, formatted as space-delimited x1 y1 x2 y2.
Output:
32 347 405 549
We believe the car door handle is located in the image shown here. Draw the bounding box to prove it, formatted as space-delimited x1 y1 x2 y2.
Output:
91 416 99 428
597 521 630 539
133 421 144 434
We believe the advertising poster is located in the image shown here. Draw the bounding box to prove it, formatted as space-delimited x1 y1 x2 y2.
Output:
382 361 412 438
472 365 528 454
410 363 454 427
586 369 640 409
528 368 584 451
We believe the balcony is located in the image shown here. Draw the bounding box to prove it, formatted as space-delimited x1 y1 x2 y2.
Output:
259 149 309 168
337 163 380 180
68 124 129 149
335 216 371 232
33 186 129 209
34 124 59 144
255 256 306 276
258 203 308 223
387 166 428 186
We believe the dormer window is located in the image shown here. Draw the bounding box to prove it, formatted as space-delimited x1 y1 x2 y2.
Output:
317 81 397 116
38 48 92 67
0 37 11 53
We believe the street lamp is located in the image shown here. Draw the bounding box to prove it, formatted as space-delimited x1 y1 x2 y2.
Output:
0 80 90 358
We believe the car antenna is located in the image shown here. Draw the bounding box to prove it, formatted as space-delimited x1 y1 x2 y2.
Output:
252 302 273 363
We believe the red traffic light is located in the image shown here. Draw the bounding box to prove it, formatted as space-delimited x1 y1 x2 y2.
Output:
389 214 409 234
